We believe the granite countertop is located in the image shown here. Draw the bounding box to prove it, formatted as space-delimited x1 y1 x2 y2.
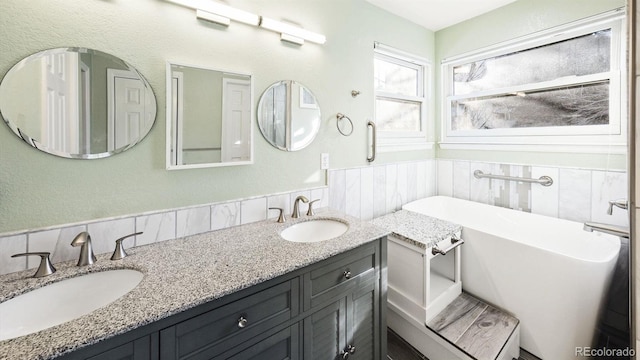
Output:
370 210 461 249
0 211 389 360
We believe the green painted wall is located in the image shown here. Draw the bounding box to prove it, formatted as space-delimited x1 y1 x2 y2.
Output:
0 0 435 233
434 0 627 170
0 0 629 234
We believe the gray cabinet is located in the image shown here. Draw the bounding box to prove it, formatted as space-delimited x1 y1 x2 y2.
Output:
59 238 386 360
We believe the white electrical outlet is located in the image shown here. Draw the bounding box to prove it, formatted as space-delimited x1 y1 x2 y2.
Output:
320 153 329 169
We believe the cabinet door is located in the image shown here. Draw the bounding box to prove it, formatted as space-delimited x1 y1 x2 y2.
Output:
302 299 347 360
345 274 378 360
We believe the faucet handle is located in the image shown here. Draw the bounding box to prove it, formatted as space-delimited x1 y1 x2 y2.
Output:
306 199 321 216
268 207 286 223
11 252 56 278
111 232 142 260
607 199 628 215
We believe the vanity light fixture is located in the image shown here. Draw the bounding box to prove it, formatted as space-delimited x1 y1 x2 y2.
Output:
167 0 260 26
196 9 230 26
259 17 326 45
281 33 305 46
164 0 325 45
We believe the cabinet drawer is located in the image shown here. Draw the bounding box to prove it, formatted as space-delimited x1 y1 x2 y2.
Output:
215 323 299 360
85 335 153 360
304 245 376 309
160 279 299 360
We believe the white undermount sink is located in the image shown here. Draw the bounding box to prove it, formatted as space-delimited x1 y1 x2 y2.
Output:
0 269 144 341
280 219 349 243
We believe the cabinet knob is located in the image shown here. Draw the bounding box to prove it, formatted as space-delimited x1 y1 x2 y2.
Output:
237 316 248 328
343 270 351 279
341 344 356 359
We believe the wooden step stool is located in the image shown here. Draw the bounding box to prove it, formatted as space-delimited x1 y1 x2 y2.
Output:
426 292 520 360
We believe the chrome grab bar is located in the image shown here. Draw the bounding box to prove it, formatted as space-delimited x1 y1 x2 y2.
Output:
583 222 629 239
473 170 553 187
367 121 376 162
431 236 464 256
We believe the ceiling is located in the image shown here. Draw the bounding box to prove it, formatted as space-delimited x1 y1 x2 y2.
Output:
365 0 518 31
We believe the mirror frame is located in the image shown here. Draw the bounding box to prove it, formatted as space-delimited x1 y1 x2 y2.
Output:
257 80 321 152
165 61 254 170
0 47 157 159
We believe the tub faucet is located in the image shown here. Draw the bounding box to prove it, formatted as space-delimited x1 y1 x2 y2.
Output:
583 222 629 239
292 196 309 218
607 199 628 215
71 231 97 266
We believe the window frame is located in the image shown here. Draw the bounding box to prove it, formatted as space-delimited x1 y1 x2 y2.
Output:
373 43 433 151
440 9 626 154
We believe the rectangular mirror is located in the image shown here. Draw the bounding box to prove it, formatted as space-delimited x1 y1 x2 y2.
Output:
166 62 253 169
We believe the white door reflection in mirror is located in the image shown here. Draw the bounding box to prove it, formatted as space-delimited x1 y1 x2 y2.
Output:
43 52 80 154
171 72 184 166
166 62 253 169
221 78 251 162
108 69 148 152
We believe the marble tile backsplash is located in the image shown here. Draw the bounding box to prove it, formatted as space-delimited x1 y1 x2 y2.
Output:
0 187 329 276
437 159 628 227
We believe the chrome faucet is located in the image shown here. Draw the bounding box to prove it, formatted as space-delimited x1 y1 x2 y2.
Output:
291 196 309 218
71 231 97 266
607 199 628 215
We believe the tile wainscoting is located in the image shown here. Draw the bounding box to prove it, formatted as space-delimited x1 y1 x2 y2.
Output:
0 158 627 276
328 160 438 220
328 159 627 226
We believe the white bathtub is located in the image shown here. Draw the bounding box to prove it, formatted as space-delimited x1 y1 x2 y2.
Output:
402 196 621 360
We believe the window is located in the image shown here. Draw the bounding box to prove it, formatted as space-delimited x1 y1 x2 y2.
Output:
374 43 431 151
441 10 626 153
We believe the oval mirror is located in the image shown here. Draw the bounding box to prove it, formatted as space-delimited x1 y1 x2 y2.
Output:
257 80 321 151
0 48 157 159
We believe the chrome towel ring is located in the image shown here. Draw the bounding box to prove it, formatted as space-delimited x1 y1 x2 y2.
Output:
336 113 354 136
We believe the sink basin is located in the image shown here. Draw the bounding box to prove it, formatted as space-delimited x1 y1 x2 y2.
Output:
0 269 143 341
281 219 349 243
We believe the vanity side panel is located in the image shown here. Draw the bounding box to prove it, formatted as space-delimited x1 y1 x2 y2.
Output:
379 236 388 360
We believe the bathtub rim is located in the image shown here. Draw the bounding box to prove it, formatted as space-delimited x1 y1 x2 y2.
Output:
402 195 621 264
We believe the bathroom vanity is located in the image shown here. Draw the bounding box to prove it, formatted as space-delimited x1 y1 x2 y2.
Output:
0 212 388 360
